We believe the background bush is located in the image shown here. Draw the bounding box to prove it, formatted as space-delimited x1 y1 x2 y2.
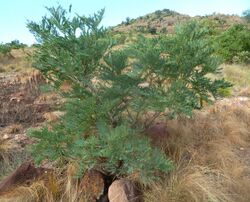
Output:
0 40 27 55
214 24 250 63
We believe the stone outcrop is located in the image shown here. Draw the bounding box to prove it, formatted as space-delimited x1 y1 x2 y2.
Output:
108 179 140 202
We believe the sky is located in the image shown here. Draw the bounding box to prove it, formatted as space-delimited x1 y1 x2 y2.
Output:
0 0 249 45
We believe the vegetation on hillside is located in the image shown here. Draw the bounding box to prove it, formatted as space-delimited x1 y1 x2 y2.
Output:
243 9 250 22
0 40 27 55
214 24 250 63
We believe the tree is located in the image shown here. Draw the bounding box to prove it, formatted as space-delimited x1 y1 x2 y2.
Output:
214 24 250 63
243 9 250 22
0 43 11 55
125 17 131 25
27 5 172 185
27 6 231 184
147 26 157 34
8 40 27 49
0 40 27 56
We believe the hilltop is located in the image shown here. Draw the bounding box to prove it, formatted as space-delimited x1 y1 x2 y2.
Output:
113 8 248 33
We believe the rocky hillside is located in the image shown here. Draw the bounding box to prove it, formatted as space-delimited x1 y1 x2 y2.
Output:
113 8 248 33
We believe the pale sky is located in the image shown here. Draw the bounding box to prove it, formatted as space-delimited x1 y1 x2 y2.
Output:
0 0 249 45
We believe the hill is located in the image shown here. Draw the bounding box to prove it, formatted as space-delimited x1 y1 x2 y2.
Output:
113 8 248 33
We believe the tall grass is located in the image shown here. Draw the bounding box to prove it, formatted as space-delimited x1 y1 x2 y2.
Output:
222 64 250 97
144 98 250 202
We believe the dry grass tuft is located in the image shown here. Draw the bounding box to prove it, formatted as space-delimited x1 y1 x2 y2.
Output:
0 137 28 180
144 166 232 202
0 163 92 202
222 64 250 90
143 98 250 202
0 181 54 202
0 48 33 73
0 70 50 127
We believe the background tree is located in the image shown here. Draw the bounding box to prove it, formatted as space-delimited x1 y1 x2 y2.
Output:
214 24 250 63
243 9 250 22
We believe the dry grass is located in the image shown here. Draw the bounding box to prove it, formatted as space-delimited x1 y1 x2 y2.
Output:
0 180 57 202
0 137 28 180
144 166 232 202
0 163 93 202
0 70 50 127
222 64 250 96
0 48 33 73
143 98 250 202
1 97 249 202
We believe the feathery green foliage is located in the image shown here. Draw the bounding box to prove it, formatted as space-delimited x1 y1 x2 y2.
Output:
27 6 231 184
127 21 231 116
27 5 172 184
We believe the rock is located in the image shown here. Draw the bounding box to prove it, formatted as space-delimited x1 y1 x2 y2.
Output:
145 122 169 147
3 134 9 140
108 179 140 202
138 82 149 88
0 161 51 194
79 169 106 202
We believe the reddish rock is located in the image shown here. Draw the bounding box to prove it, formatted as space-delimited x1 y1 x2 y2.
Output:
79 169 106 202
0 162 51 194
108 179 140 202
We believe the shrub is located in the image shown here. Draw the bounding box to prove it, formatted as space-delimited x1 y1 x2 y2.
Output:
148 26 157 34
155 10 162 18
242 9 250 22
136 26 146 33
160 27 167 34
0 43 11 55
0 40 27 55
27 5 172 184
8 40 27 49
232 51 250 64
27 6 231 184
199 18 221 36
214 24 250 63
125 17 131 25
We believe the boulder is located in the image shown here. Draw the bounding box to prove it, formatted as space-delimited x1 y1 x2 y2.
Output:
0 161 51 194
79 169 106 202
108 179 140 202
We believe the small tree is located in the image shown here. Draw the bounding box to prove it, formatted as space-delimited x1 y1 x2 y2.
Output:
243 9 250 22
27 6 231 184
0 43 11 55
125 17 131 25
27 6 172 185
8 40 27 49
214 24 250 63
148 26 157 34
